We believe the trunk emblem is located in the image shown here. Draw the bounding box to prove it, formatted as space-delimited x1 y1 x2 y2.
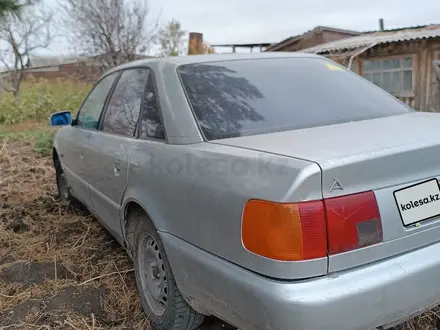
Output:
329 179 344 192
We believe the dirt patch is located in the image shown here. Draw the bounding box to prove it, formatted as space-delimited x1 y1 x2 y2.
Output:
0 261 73 287
5 218 29 233
0 285 106 327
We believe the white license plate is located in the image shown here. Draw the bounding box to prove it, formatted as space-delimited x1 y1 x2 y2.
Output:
394 179 440 226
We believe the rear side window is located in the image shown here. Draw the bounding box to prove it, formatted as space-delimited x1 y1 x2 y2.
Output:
178 57 413 140
77 72 118 129
102 69 149 136
139 75 165 140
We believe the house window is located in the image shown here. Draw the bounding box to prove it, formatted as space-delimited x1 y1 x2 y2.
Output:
362 56 413 95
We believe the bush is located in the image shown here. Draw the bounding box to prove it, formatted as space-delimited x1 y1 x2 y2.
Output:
0 128 57 157
34 130 57 157
0 79 91 125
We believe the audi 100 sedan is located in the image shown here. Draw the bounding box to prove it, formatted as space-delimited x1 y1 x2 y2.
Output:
50 53 440 330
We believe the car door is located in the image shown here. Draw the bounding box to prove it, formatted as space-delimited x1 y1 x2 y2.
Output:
61 72 120 206
85 68 150 240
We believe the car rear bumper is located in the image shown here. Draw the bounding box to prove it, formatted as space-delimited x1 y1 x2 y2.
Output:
160 232 440 330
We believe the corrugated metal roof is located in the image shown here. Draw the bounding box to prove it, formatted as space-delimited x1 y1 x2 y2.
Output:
302 25 440 54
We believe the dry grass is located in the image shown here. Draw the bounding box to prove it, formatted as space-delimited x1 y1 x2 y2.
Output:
1 138 440 330
0 140 148 329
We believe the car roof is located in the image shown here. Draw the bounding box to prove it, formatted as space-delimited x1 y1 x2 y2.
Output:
105 52 322 74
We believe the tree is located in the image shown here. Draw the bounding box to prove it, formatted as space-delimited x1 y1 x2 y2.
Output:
0 0 36 19
60 0 158 68
178 64 264 139
0 0 21 18
0 2 53 99
157 19 185 57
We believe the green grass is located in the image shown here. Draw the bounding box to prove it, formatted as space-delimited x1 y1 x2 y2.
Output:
0 79 90 156
0 79 91 125
34 130 57 156
0 127 57 157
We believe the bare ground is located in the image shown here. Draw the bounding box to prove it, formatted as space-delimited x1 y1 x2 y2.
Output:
1 139 440 330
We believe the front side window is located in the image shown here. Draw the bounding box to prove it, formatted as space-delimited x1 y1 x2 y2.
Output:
139 75 165 140
102 69 149 136
77 72 119 129
362 56 413 95
178 57 412 141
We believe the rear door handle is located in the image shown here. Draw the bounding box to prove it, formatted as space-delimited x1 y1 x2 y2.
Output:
114 160 121 177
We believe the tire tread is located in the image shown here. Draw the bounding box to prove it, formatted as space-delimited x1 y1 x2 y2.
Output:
130 210 205 330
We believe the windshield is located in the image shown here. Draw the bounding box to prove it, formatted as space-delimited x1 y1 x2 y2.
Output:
177 57 413 141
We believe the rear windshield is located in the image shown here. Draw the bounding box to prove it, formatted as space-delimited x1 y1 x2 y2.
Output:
177 57 412 140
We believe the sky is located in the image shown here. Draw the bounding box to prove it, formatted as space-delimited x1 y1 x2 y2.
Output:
20 0 440 56
147 0 440 53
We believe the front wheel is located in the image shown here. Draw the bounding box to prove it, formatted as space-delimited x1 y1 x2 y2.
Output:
131 211 205 330
55 160 72 202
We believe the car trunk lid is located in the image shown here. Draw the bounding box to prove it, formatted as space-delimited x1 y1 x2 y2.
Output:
212 112 440 272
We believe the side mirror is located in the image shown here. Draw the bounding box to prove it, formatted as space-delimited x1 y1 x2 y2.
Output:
50 111 72 126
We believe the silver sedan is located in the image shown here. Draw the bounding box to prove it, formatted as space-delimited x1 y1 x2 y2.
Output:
51 52 440 330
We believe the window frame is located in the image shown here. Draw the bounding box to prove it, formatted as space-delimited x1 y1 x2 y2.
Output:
360 54 416 98
87 66 167 143
73 71 122 131
135 68 168 143
176 64 210 143
99 67 150 138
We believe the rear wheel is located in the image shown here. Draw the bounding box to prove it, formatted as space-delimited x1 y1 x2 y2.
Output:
130 210 205 330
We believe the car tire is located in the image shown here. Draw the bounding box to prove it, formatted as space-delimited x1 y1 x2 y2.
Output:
130 210 205 330
55 159 72 202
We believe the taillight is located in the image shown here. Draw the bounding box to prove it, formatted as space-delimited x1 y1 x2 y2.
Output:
242 200 327 261
325 191 383 255
241 191 383 261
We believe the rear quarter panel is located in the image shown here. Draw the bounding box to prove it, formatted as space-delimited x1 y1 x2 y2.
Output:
122 140 327 279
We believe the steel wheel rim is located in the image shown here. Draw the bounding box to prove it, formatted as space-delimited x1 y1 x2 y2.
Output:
137 233 168 317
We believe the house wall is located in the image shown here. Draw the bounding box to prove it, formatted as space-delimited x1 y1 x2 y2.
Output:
328 38 440 112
